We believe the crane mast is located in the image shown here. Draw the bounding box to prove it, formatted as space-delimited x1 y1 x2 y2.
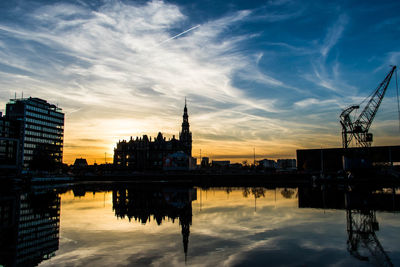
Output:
340 66 397 148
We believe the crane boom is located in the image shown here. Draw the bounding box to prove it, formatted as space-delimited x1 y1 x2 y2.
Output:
340 66 397 148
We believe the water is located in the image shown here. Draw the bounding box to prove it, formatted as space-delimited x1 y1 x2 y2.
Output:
1 183 399 266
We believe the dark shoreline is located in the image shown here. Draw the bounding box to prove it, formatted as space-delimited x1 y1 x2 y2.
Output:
2 171 399 189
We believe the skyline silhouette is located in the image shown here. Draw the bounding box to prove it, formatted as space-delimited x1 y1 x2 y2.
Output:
0 0 400 164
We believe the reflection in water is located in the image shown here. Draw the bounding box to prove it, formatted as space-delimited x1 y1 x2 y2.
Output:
0 188 60 267
112 186 197 261
281 188 296 199
241 187 267 211
299 185 399 266
0 183 399 266
346 190 394 266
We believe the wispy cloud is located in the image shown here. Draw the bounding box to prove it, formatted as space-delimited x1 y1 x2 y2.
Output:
0 1 398 163
0 1 294 163
263 41 313 55
301 14 357 96
320 14 348 58
294 98 339 109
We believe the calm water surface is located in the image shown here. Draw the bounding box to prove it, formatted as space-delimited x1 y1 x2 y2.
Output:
1 183 399 266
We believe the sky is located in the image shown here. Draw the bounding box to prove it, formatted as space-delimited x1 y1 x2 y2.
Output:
0 0 400 164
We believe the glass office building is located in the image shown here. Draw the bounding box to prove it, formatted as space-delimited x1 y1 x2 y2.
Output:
6 97 64 170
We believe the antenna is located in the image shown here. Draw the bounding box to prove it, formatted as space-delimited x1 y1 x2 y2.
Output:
253 147 256 166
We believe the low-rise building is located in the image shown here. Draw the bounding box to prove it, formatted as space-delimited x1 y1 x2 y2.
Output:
73 158 88 168
277 159 297 170
258 159 277 169
163 151 196 171
212 160 230 168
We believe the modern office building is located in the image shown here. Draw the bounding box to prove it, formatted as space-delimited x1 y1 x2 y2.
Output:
5 97 64 170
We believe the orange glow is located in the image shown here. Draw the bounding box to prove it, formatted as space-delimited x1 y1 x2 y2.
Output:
61 111 399 165
63 132 335 165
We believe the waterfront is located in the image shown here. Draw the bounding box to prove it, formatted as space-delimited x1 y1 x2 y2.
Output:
1 182 399 266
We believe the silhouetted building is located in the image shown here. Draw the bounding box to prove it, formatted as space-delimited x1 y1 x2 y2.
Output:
258 159 276 169
113 101 192 170
297 146 400 172
277 159 296 170
0 113 22 172
212 160 230 168
164 151 196 171
179 99 192 157
200 157 209 168
5 97 64 170
0 189 60 266
229 163 242 169
74 158 88 168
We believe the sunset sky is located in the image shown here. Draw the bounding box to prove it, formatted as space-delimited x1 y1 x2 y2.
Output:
0 0 400 164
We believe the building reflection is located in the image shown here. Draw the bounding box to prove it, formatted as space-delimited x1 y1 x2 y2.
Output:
298 185 399 266
0 182 398 266
0 187 60 267
112 186 197 260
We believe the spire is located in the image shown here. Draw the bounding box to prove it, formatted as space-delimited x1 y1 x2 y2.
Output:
182 98 189 128
184 97 187 113
180 98 192 157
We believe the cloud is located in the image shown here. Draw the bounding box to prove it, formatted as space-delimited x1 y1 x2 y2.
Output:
0 0 304 163
0 1 399 163
300 14 358 96
320 14 348 58
252 0 305 22
236 69 284 87
387 51 400 65
373 17 400 31
263 41 313 55
294 98 339 109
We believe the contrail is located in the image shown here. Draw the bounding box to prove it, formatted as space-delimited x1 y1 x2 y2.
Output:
158 25 200 45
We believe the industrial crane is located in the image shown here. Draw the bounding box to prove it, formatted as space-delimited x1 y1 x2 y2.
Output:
340 66 397 148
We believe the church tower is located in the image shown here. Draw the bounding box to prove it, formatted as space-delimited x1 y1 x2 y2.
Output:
179 98 192 157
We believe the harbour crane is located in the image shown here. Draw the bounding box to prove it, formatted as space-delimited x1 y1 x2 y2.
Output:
340 66 397 148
